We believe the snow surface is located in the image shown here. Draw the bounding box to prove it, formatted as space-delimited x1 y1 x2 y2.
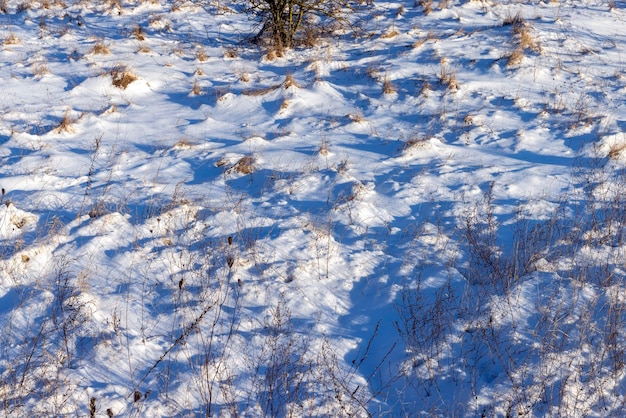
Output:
1 0 626 416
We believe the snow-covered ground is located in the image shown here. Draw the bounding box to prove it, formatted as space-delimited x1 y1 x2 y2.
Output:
1 0 626 416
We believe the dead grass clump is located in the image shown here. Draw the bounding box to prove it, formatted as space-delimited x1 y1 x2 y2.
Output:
412 38 426 49
230 156 255 174
133 25 145 40
502 11 526 28
173 138 197 149
283 73 300 89
196 48 208 61
223 48 238 58
400 135 429 152
506 47 525 67
55 110 79 133
242 84 280 96
419 0 433 14
32 62 51 77
111 66 137 89
347 112 365 123
319 137 330 156
239 71 251 82
191 79 202 95
3 33 19 45
380 29 400 39
518 27 540 52
608 143 626 160
91 42 110 55
279 99 290 112
265 49 284 61
382 75 396 95
439 64 458 91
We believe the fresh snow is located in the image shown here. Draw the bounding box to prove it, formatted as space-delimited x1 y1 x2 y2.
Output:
1 0 626 416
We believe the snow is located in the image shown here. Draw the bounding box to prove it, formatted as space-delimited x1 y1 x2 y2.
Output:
2 0 626 416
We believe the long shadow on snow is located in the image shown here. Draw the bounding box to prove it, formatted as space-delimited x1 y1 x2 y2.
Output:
337 197 461 412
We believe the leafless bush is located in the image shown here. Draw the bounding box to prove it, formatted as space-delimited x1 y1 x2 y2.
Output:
246 0 363 50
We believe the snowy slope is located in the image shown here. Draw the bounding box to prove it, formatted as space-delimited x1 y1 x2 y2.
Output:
1 0 626 416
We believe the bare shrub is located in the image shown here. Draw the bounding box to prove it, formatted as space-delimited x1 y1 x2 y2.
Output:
246 0 361 50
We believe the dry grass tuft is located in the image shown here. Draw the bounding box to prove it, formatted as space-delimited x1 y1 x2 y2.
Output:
283 73 300 89
347 112 365 123
173 138 197 149
506 47 525 67
419 0 433 15
242 84 280 96
382 74 396 95
191 79 202 95
517 27 541 52
56 110 76 133
196 48 208 62
239 71 251 82
111 66 137 89
400 135 429 152
231 156 255 174
502 11 526 28
380 29 400 39
412 38 426 49
223 48 238 58
91 42 110 55
608 143 626 160
319 137 330 156
133 25 145 41
265 49 283 61
3 33 19 45
439 64 458 91
32 61 51 77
